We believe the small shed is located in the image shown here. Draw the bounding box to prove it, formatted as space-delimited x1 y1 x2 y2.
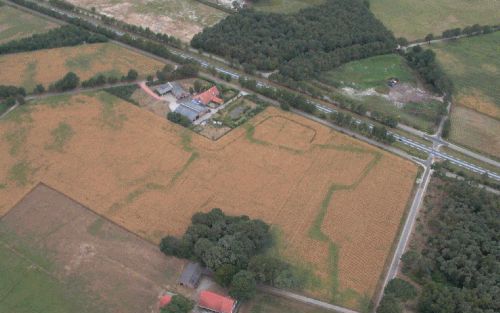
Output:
154 83 174 96
159 295 172 308
178 262 202 288
171 83 190 99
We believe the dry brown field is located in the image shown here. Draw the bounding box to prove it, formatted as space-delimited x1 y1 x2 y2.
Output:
0 92 417 309
449 106 500 158
0 183 187 313
0 42 163 91
68 0 227 42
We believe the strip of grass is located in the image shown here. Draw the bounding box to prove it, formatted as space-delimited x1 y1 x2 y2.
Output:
252 0 325 14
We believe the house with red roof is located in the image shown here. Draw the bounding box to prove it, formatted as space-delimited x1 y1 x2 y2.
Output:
198 291 237 313
193 86 224 106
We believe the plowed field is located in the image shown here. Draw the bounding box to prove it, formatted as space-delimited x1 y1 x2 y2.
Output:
0 43 163 91
0 92 417 310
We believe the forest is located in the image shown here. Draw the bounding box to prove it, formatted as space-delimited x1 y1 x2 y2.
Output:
191 0 395 80
396 177 500 313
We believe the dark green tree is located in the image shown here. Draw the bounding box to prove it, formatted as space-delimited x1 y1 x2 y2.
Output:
214 264 239 287
161 295 194 313
229 270 257 301
385 278 417 301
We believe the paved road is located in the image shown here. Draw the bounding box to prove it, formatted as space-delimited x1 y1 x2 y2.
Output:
259 286 359 313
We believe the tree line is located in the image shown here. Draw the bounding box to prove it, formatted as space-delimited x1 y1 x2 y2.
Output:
398 177 500 313
0 85 26 115
0 25 107 55
160 208 303 301
192 0 396 81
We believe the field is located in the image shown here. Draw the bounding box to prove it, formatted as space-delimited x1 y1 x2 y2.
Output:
0 42 164 92
0 183 186 313
252 0 325 14
68 0 227 42
449 106 500 158
370 0 500 41
432 32 500 119
0 92 417 310
317 54 443 132
0 5 58 44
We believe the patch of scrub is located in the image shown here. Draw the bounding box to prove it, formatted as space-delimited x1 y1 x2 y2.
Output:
99 92 127 129
46 122 75 152
22 61 38 92
4 126 28 156
8 160 33 186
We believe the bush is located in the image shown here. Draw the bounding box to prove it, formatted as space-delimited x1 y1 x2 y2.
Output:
280 102 290 111
385 278 417 301
161 295 194 313
376 295 402 313
229 270 257 301
50 72 80 92
167 112 192 128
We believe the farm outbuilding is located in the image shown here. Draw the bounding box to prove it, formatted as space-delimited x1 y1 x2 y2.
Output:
198 291 236 313
154 82 190 99
174 99 210 122
178 262 202 288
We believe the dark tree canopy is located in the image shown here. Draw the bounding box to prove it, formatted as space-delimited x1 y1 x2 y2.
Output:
229 270 257 301
160 208 271 271
384 278 417 302
192 0 395 80
0 25 107 55
50 72 80 92
160 295 194 313
403 180 500 313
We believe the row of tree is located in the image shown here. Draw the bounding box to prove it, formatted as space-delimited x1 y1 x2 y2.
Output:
192 0 396 80
160 209 302 301
400 178 499 313
0 25 107 55
329 111 395 144
0 85 26 114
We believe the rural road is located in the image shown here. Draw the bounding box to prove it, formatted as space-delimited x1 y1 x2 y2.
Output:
259 286 359 313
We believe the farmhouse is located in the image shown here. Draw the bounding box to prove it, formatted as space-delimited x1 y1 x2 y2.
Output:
154 82 190 99
193 86 224 106
178 262 202 288
174 99 210 122
198 291 236 313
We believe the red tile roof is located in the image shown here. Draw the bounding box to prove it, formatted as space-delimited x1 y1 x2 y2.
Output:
198 291 235 313
193 86 224 105
159 295 172 308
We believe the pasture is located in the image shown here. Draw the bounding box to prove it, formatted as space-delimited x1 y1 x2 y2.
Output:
68 0 227 42
432 32 500 119
0 5 58 43
0 183 186 313
252 0 325 14
0 92 417 310
0 42 164 91
370 0 500 41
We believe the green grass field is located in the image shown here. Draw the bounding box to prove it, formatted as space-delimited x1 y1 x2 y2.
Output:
317 54 442 132
0 5 58 44
319 54 416 90
252 0 325 14
432 32 500 119
0 229 94 313
370 0 500 41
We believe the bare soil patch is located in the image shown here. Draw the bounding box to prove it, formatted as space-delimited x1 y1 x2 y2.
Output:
68 0 227 42
0 43 163 91
0 183 187 313
0 93 417 309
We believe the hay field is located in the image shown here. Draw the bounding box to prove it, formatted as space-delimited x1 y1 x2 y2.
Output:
432 32 500 119
68 0 227 42
0 5 58 43
449 106 500 158
0 92 417 309
0 42 164 91
370 0 500 40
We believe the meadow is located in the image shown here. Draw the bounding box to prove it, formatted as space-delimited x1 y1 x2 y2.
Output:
68 0 227 42
0 5 58 43
0 42 163 91
370 0 500 40
252 0 325 14
432 32 500 119
317 54 443 132
0 92 417 310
